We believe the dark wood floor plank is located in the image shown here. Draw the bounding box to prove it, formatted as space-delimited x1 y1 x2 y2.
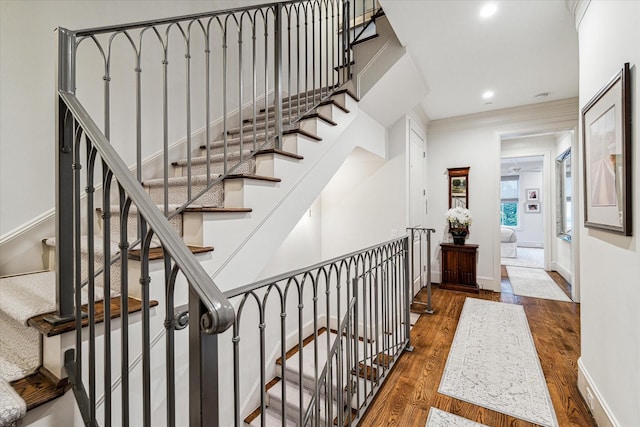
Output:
359 275 597 427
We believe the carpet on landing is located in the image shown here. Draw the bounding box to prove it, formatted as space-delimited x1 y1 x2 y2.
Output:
425 407 487 427
506 266 571 302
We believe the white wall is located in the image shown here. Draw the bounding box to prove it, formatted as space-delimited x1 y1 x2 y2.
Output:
516 170 544 247
576 1 640 426
426 99 578 291
321 145 405 259
258 110 429 279
257 198 323 279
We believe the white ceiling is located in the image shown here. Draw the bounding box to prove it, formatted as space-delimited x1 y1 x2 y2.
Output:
501 155 544 176
380 0 579 121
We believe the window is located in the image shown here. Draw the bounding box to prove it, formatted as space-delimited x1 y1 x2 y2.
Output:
500 176 519 227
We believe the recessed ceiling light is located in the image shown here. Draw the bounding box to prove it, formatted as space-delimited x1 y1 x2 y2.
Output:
482 90 494 99
480 3 498 19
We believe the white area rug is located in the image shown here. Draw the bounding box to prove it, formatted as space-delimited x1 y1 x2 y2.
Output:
426 408 487 426
438 298 558 427
506 267 571 302
501 247 543 269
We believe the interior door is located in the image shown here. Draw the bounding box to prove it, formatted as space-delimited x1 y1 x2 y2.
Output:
409 126 426 296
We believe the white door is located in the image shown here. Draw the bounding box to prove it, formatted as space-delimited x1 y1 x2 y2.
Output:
409 125 426 295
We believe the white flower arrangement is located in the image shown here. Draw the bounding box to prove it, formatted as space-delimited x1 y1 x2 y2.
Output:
446 207 472 228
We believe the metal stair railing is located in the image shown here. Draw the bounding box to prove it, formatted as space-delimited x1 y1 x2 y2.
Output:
54 1 382 426
224 237 411 427
407 227 436 314
59 0 363 223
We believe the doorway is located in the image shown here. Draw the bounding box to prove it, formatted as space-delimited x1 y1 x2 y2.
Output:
499 155 545 269
499 130 579 301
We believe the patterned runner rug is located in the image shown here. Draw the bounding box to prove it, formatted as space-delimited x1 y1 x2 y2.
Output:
506 266 571 302
438 298 558 427
426 408 487 426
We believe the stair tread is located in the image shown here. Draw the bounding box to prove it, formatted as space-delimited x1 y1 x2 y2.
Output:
224 174 281 183
244 377 282 425
0 270 113 326
282 127 322 142
27 296 158 337
246 407 296 427
262 87 358 110
128 245 214 261
256 148 304 160
96 204 183 214
184 206 252 213
173 149 254 167
10 368 69 411
143 174 222 188
266 378 338 424
43 236 121 258
199 133 272 150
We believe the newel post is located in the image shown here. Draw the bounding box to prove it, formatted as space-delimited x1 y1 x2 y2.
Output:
189 288 221 427
55 27 76 321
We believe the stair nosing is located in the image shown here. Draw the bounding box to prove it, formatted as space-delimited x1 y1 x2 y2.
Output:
27 296 160 338
10 369 70 411
224 174 281 183
183 206 252 213
255 149 304 160
127 245 214 261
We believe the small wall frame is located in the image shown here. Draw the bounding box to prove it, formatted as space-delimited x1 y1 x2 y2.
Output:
448 167 469 209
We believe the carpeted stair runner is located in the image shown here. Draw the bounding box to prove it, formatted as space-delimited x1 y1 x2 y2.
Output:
0 270 115 426
0 379 25 427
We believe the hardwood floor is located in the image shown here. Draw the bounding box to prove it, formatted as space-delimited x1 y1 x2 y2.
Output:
359 269 596 426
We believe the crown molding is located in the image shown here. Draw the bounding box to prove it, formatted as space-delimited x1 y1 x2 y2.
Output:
565 0 591 30
428 97 578 134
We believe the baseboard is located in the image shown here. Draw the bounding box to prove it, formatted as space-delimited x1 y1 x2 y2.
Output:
517 241 544 248
551 261 572 284
577 357 620 427
477 275 500 292
431 272 499 292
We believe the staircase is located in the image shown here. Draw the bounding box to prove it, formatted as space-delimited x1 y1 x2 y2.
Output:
0 2 410 426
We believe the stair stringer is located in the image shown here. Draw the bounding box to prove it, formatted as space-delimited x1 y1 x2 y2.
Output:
195 108 387 293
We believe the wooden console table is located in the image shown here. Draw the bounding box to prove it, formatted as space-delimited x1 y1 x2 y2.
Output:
440 243 479 293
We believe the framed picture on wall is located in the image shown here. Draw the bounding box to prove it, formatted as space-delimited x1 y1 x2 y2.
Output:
525 202 540 213
448 167 470 209
582 63 632 235
526 188 539 201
